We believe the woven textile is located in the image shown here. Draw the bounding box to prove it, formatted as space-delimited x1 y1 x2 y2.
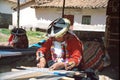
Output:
82 41 105 71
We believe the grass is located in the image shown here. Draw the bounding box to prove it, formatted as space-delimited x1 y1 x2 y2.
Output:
0 28 46 45
27 30 47 44
0 29 10 35
0 29 10 42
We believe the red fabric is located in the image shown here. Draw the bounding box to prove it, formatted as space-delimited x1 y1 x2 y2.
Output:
8 34 14 45
37 33 83 66
8 34 14 42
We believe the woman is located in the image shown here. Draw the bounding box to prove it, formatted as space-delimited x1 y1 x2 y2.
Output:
36 18 83 71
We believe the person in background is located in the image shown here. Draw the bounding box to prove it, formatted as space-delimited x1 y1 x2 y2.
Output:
8 28 28 49
36 18 83 71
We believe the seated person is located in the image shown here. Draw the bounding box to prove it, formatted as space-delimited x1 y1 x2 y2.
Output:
36 18 110 71
36 18 83 71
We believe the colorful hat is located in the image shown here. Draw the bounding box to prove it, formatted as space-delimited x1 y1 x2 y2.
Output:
47 18 70 38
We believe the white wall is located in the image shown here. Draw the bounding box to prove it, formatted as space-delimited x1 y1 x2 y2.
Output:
34 8 62 29
0 0 16 14
12 1 36 27
12 5 106 31
64 8 107 25
13 7 36 26
13 8 62 29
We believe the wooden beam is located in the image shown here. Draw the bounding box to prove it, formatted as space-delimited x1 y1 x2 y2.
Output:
62 0 65 18
17 0 20 28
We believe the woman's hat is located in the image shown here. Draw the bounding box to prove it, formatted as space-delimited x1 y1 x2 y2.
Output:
47 18 70 38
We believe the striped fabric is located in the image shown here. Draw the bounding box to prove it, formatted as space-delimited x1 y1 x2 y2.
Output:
82 41 105 71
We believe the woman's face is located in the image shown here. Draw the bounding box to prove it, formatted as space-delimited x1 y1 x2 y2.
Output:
50 32 67 42
54 36 64 42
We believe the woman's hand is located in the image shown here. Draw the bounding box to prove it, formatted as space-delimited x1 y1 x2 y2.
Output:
37 57 46 68
49 62 65 70
65 61 76 70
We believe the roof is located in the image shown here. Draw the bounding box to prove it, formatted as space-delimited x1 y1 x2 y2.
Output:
7 0 33 4
9 0 34 10
7 0 17 3
31 0 108 9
